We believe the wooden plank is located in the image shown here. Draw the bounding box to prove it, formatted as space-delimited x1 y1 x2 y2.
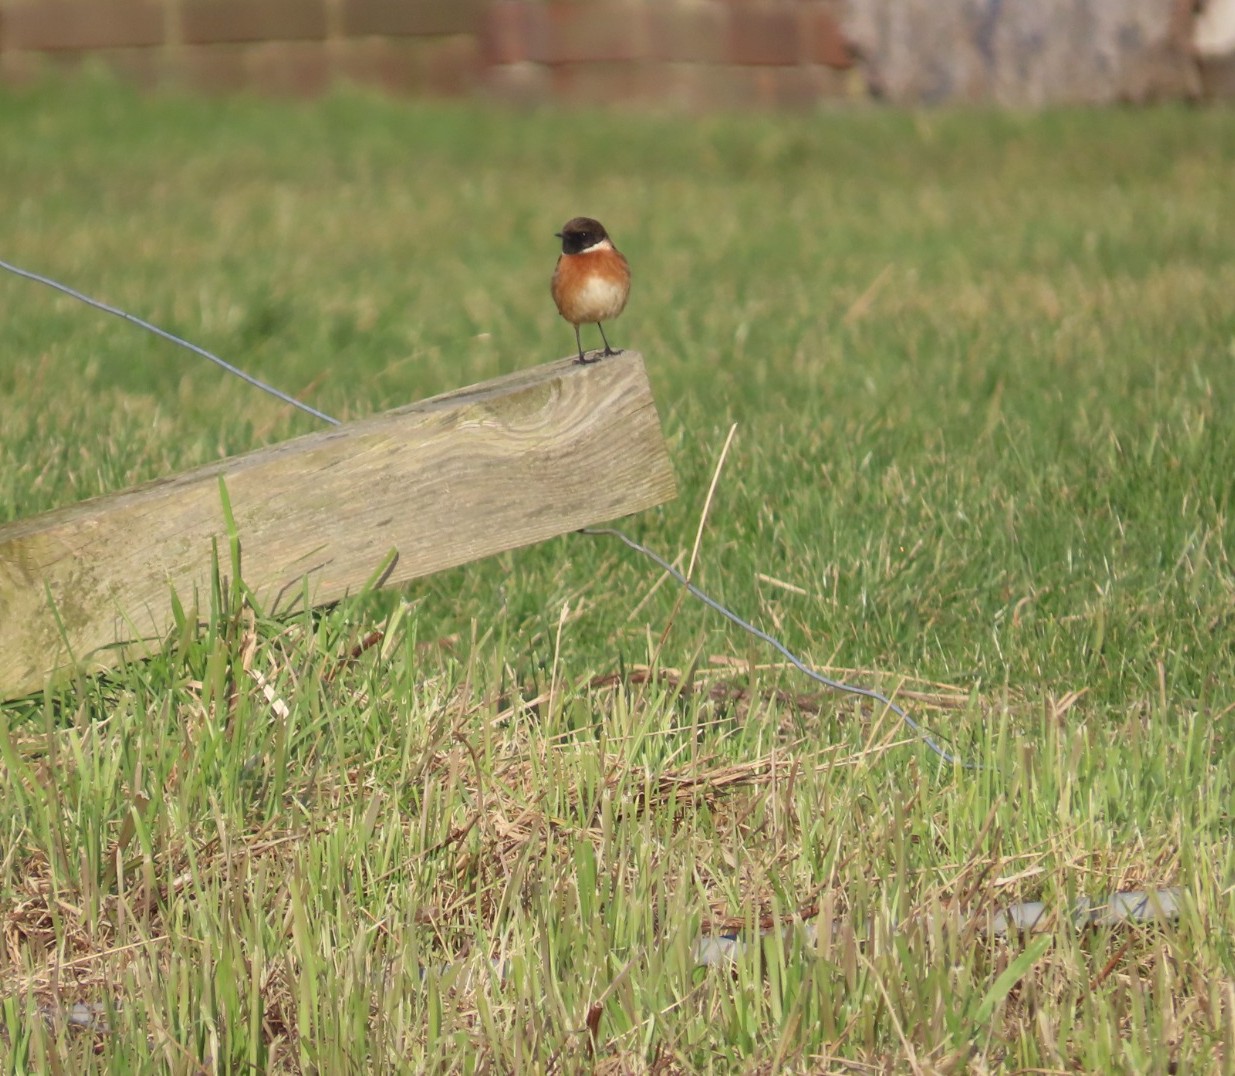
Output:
0 351 676 699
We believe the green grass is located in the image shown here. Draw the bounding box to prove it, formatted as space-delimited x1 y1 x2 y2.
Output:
2 71 1234 1071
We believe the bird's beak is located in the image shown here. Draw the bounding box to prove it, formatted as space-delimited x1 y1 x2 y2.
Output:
554 232 563 239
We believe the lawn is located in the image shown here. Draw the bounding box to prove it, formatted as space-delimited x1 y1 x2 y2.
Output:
1 72 1233 1071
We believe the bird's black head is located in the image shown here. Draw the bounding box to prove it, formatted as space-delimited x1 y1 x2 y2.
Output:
555 217 609 255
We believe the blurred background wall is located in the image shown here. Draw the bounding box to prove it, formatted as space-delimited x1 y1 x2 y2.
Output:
0 0 1231 105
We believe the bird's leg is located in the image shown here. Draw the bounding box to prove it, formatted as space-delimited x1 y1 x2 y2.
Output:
573 324 590 364
597 323 621 358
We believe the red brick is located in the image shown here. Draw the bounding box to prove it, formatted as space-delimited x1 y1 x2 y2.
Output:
542 3 646 64
800 2 854 69
175 42 250 93
480 1 520 65
182 0 328 45
4 0 165 51
333 35 480 96
246 40 331 95
728 5 799 66
480 0 548 66
341 0 484 38
549 60 644 105
645 4 728 64
422 34 481 94
333 36 420 92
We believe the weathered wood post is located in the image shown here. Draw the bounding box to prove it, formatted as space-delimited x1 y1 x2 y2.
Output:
0 352 675 699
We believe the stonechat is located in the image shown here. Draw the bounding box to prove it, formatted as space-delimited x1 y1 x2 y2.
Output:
551 217 631 364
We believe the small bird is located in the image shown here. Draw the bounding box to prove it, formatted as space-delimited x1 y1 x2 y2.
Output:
551 217 631 364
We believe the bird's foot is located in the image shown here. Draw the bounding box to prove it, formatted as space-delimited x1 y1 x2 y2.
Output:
600 346 623 358
574 351 599 365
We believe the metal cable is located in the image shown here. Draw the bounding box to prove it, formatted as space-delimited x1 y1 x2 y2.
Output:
582 527 966 766
0 258 341 426
2 256 965 766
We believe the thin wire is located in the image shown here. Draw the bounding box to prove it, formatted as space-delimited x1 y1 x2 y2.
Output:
0 258 341 427
582 527 967 767
3 256 967 766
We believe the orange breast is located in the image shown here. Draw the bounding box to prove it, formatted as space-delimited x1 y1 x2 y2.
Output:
551 246 631 325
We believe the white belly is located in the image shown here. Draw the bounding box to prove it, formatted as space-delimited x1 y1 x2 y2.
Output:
573 273 628 321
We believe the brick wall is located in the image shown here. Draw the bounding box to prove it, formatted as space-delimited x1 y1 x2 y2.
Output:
482 1 856 109
0 0 1223 106
0 0 856 105
0 0 488 96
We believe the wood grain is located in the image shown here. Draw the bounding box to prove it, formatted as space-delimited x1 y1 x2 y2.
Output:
0 351 675 699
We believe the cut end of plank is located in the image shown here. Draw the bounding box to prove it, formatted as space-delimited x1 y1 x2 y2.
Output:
0 350 676 699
